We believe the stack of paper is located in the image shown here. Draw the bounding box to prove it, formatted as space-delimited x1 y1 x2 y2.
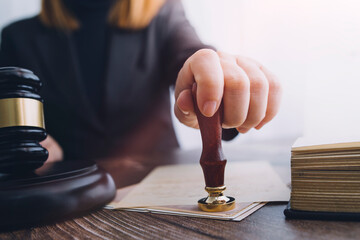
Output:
107 161 290 221
291 136 360 212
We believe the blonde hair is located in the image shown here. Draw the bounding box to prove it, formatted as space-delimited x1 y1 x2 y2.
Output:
39 0 165 31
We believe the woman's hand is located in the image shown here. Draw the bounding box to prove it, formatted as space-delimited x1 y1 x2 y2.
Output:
40 135 64 163
174 49 282 133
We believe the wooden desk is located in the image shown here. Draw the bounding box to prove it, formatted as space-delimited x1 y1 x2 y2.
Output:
2 139 360 240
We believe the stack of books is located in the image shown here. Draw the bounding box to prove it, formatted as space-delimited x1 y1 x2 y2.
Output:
290 137 360 213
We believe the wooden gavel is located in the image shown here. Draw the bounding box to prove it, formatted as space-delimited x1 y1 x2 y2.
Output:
192 84 235 212
0 67 48 174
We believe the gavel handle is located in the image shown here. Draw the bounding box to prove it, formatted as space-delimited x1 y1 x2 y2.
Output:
192 84 226 187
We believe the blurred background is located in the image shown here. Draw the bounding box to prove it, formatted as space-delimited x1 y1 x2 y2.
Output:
1 0 359 150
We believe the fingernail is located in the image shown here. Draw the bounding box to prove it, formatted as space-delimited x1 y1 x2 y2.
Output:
202 101 217 117
177 103 190 116
181 109 190 116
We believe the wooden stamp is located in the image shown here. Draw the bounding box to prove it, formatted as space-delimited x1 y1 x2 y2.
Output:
192 84 236 212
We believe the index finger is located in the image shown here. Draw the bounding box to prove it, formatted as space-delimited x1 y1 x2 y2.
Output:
175 49 224 117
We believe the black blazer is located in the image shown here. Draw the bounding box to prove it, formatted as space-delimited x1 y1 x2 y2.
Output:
0 0 238 160
0 0 212 160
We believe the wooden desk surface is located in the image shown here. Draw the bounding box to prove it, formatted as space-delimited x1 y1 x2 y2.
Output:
2 139 360 240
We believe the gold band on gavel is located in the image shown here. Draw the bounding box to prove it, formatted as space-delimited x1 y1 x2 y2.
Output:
0 98 45 129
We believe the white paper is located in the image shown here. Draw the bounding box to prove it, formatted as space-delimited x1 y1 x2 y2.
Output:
111 161 289 208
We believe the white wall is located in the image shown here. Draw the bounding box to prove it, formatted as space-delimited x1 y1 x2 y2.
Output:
1 0 359 149
300 0 360 139
0 0 40 27
179 0 360 149
179 0 306 149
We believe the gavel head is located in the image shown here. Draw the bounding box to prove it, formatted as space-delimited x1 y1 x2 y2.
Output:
0 67 48 174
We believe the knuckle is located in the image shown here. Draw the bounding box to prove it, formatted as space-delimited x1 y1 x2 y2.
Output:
235 55 247 64
226 74 249 91
224 69 249 92
216 50 226 58
268 76 282 93
257 63 267 71
250 75 268 93
193 48 217 60
225 72 240 86
217 51 232 60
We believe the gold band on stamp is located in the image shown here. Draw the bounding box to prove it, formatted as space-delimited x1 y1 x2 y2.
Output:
0 98 45 129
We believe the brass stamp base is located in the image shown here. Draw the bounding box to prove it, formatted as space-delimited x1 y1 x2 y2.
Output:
198 196 236 212
198 186 236 212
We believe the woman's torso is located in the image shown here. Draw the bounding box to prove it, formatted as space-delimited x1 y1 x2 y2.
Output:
0 0 209 160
